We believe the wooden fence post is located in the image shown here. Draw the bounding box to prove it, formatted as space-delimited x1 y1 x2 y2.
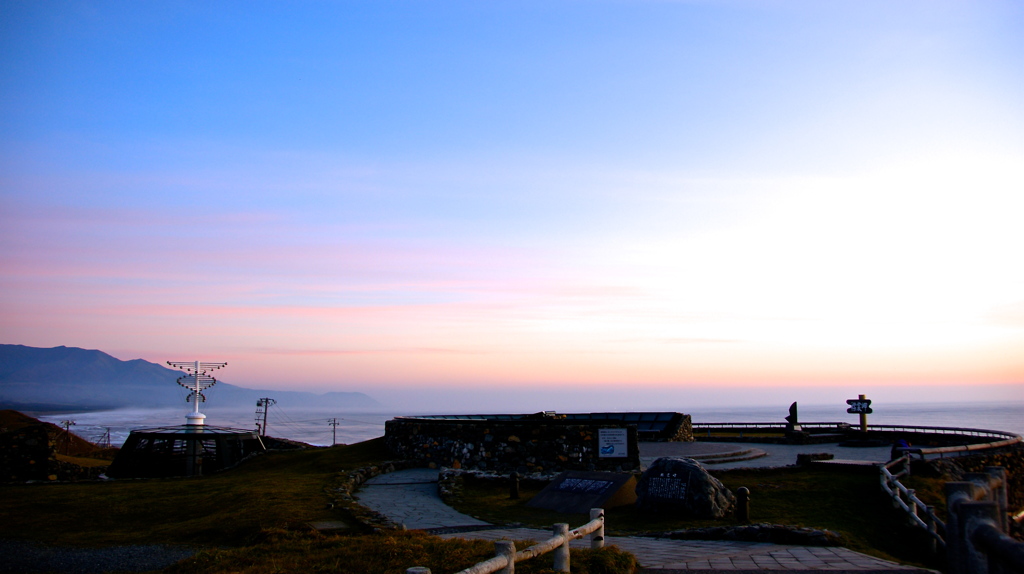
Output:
946 481 983 574
553 523 570 572
907 489 918 523
986 467 1008 532
590 508 605 549
496 540 515 574
959 501 1001 574
925 505 938 555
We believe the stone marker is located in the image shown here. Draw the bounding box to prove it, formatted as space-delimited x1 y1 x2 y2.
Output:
635 457 735 519
527 470 637 514
785 401 800 432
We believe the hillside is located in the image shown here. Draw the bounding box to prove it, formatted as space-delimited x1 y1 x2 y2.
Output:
0 345 380 412
0 409 105 458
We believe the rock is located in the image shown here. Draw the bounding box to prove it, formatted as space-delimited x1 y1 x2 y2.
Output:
636 457 735 519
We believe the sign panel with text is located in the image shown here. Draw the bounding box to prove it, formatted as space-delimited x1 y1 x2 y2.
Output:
598 428 628 458
846 399 873 414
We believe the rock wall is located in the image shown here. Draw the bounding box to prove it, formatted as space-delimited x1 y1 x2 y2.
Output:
385 419 640 473
0 424 58 481
915 444 1024 510
664 415 694 442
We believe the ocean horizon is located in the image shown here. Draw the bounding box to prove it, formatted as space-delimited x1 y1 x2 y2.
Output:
35 398 1024 449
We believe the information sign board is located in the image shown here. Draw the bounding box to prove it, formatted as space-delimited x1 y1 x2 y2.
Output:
527 470 637 513
598 428 628 458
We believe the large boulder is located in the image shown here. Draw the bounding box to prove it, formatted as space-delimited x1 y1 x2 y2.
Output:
635 457 735 519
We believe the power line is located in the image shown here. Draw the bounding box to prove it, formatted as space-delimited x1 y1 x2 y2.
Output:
328 418 339 445
255 398 276 436
59 419 76 454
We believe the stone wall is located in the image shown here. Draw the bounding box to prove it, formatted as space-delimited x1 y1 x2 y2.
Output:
0 424 58 481
663 415 694 442
385 419 640 473
915 444 1024 510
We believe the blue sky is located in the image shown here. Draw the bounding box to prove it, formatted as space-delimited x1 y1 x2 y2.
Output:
2 1 1022 411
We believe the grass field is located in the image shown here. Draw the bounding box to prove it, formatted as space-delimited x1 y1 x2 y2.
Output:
0 436 947 573
0 437 638 573
447 465 946 570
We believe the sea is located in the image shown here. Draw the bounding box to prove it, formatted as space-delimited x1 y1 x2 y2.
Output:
36 400 1024 449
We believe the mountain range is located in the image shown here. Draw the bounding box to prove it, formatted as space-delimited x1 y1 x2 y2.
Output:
0 344 380 412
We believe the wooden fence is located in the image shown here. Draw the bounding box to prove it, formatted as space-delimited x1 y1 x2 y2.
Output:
878 454 945 553
944 467 1024 574
880 459 1024 573
406 508 605 574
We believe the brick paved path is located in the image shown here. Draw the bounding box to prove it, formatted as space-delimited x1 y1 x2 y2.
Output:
436 527 930 571
355 468 937 572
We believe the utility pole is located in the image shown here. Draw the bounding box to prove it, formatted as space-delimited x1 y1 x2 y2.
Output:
98 428 112 449
255 398 276 436
328 418 339 445
59 420 76 454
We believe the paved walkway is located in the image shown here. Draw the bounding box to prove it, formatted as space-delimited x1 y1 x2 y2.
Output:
355 464 936 572
639 441 894 470
355 468 490 530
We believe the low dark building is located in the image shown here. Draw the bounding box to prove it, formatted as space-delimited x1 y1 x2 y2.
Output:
386 411 692 473
107 425 265 478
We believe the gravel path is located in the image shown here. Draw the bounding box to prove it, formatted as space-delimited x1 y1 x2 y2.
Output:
0 540 197 574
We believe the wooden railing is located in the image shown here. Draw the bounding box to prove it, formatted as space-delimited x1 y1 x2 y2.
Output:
879 461 1024 573
878 454 945 552
945 467 1024 574
406 508 605 574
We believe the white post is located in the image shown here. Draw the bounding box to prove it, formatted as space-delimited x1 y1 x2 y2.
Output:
185 360 206 427
553 523 570 572
496 540 515 574
590 508 605 549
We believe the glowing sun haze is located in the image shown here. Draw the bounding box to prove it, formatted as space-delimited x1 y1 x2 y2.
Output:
1 1 1022 411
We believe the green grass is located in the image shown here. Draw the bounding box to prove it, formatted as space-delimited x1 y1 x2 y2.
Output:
0 438 947 573
0 438 638 574
0 438 393 547
448 466 946 569
166 530 636 574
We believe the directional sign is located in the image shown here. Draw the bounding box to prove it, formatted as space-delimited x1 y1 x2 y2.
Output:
846 399 872 414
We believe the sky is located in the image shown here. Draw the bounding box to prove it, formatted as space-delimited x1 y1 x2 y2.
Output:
2 1 1023 412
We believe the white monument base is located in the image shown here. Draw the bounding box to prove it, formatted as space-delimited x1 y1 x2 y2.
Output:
186 412 207 428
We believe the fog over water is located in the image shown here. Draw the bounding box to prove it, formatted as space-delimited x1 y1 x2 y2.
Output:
38 398 1023 449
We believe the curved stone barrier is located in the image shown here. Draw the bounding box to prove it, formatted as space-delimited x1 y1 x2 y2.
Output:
693 421 1022 455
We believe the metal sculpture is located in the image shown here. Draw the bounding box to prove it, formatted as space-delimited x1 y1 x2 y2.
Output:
167 360 227 426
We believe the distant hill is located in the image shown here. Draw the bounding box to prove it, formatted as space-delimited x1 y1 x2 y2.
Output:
0 345 380 412
0 408 106 457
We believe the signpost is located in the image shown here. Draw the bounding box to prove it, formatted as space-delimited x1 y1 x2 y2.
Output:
847 394 872 432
